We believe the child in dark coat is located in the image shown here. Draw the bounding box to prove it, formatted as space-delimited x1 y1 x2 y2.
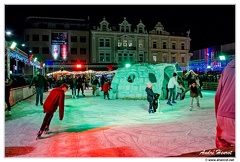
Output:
145 82 159 113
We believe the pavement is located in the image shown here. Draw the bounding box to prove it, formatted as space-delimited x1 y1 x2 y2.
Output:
4 89 223 158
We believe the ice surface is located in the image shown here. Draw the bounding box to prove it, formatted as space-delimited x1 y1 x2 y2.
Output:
5 89 217 157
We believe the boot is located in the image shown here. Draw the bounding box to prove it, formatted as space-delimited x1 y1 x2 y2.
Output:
197 103 200 108
167 100 172 106
44 126 49 134
189 105 193 111
36 130 43 140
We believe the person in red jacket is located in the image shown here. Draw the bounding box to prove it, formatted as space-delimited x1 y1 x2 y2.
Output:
36 83 69 139
102 79 111 99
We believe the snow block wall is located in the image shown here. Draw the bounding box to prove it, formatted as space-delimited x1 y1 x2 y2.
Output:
111 63 176 100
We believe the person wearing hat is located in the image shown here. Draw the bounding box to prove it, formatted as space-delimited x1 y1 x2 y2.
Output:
29 69 48 106
167 72 180 106
145 82 159 113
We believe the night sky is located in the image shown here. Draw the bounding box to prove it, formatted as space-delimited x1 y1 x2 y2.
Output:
5 5 235 51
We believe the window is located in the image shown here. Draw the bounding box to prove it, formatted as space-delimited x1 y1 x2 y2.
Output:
163 42 167 49
128 40 133 47
153 41 157 49
172 57 176 63
99 51 111 62
32 47 39 54
162 55 167 62
42 47 49 54
129 54 134 62
123 40 127 47
123 54 128 62
56 24 64 29
80 48 86 54
42 35 49 41
105 39 110 47
32 34 39 41
99 39 104 47
138 53 144 62
105 53 110 62
118 39 122 47
71 48 77 54
153 56 157 62
118 53 123 62
99 38 111 47
80 36 86 43
172 42 176 49
25 34 29 41
102 24 107 31
139 39 144 48
181 43 185 50
181 56 185 63
71 36 77 42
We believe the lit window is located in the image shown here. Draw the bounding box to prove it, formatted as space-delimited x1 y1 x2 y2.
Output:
153 56 157 62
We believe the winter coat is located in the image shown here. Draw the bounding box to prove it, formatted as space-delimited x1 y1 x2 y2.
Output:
215 59 235 119
69 77 77 89
182 85 202 98
145 87 157 102
102 82 110 92
29 74 48 88
92 78 100 86
168 76 179 89
43 87 65 120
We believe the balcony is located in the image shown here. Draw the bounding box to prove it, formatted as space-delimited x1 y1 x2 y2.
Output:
116 46 136 50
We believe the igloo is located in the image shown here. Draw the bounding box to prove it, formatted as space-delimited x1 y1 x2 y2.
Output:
110 63 176 100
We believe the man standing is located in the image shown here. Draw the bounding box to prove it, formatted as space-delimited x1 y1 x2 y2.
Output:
215 59 235 148
91 75 100 96
29 70 48 106
77 74 86 97
5 78 13 116
167 72 179 106
36 83 69 139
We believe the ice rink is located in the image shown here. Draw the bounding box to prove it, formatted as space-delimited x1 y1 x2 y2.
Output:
5 89 218 158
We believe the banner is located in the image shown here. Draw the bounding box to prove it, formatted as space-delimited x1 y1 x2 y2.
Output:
51 32 68 60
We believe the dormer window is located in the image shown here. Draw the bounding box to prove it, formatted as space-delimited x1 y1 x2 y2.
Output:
136 19 146 34
99 17 109 31
119 17 131 33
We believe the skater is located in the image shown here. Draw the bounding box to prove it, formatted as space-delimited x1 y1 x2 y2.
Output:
69 74 77 98
36 83 69 139
102 79 111 99
175 82 185 100
29 69 48 106
91 75 100 96
77 74 86 97
166 72 180 106
215 59 235 148
5 78 13 116
182 81 202 111
145 82 159 113
165 84 169 99
152 93 160 113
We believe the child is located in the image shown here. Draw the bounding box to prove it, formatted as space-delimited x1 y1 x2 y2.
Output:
102 79 111 99
182 81 203 111
175 82 185 100
145 82 159 113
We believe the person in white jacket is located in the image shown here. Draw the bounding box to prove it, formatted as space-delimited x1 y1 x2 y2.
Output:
167 72 180 106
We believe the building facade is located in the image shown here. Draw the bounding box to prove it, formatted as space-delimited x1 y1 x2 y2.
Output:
189 43 235 72
148 22 191 68
23 16 191 72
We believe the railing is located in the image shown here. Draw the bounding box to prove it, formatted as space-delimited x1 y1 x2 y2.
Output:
7 86 36 108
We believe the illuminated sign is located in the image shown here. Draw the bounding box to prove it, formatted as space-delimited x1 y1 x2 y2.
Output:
51 32 68 60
